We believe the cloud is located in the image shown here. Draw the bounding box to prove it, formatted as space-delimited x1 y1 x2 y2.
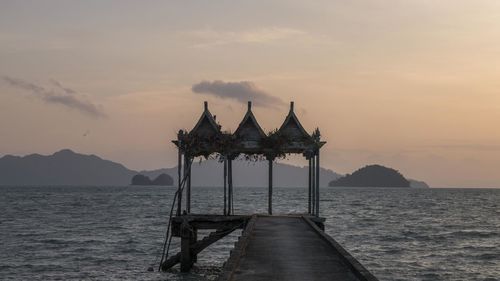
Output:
1 76 106 118
186 27 305 48
192 80 284 108
423 144 500 152
49 79 77 95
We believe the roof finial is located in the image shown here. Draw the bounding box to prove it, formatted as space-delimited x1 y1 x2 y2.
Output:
248 101 252 111
204 101 208 111
290 101 294 112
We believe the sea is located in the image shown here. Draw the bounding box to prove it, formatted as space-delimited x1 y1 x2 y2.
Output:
0 186 499 281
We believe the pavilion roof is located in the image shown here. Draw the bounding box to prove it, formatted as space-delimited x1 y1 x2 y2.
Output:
233 102 266 148
176 101 324 157
277 102 312 142
189 101 221 138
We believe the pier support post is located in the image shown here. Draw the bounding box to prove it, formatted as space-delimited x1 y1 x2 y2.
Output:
268 157 273 215
180 221 194 272
191 227 198 263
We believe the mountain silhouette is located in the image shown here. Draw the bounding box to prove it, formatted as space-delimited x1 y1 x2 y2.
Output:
0 149 137 185
140 159 340 187
0 149 427 187
0 149 339 187
131 173 174 186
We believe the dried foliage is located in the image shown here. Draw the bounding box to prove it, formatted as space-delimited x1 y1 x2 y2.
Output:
176 127 321 162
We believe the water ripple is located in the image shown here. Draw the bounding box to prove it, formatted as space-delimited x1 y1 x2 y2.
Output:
0 186 499 281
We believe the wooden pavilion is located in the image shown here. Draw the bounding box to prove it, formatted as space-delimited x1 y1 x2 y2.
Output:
173 101 326 217
160 101 329 273
160 102 378 281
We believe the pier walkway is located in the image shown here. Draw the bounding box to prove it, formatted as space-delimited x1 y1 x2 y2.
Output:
218 215 378 281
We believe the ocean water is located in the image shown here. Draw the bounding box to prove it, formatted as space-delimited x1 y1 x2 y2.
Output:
0 186 499 281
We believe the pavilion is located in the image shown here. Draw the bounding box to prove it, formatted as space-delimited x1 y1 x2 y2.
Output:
173 101 326 217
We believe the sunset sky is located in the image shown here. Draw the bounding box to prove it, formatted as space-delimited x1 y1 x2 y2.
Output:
1 1 500 187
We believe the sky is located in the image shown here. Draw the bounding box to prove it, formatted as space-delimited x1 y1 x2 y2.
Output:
1 0 500 187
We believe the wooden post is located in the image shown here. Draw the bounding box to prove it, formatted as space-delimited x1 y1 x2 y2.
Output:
180 221 193 272
191 227 198 263
315 151 320 216
268 158 273 215
311 153 316 216
223 158 227 215
308 157 312 214
177 131 183 216
185 154 191 214
228 159 233 215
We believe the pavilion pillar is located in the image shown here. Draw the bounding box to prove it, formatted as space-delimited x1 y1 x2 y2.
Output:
268 157 274 215
184 154 191 214
311 153 316 216
315 151 320 217
177 131 183 216
308 157 312 214
223 158 227 215
228 159 233 215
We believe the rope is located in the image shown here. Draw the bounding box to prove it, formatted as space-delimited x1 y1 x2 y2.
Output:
156 157 193 271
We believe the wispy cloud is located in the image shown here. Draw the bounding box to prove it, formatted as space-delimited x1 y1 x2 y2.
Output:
423 143 500 152
1 76 106 118
192 80 285 108
185 27 305 48
49 79 77 95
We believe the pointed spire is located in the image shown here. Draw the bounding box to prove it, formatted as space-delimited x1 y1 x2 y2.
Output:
234 101 266 147
277 101 311 142
189 101 221 138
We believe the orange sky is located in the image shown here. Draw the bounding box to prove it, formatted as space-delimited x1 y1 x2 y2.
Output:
1 1 500 187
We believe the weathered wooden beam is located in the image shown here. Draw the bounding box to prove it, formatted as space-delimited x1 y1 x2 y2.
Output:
180 234 192 272
191 228 198 263
160 252 181 271
162 225 243 272
180 221 193 272
171 215 250 237
172 221 244 236
172 214 250 223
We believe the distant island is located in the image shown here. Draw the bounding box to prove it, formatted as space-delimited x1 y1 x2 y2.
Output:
407 179 430 188
131 173 173 186
329 165 428 188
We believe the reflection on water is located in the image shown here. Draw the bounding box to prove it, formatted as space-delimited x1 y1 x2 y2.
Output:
0 186 499 280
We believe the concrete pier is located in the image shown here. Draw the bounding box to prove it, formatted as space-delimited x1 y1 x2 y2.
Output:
219 215 378 281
